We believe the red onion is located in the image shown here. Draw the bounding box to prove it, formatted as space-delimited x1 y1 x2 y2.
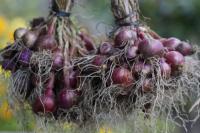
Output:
64 70 78 89
52 48 64 70
79 32 96 51
69 71 78 89
132 62 152 76
126 45 138 59
99 42 113 55
33 88 56 114
92 55 106 66
162 37 181 51
142 79 154 93
22 30 39 48
35 34 57 51
33 73 56 114
57 89 78 109
114 29 137 47
165 51 185 68
112 67 134 87
18 48 32 66
176 42 194 56
138 38 164 57
141 64 152 75
14 28 27 40
159 58 171 78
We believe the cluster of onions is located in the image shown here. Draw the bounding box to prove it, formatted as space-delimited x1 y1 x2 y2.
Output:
1 1 200 132
89 27 194 92
0 13 95 120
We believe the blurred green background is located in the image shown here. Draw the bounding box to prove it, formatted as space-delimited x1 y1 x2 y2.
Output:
0 0 200 132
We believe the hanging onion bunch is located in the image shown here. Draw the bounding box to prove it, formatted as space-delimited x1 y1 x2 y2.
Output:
0 0 98 126
72 0 200 132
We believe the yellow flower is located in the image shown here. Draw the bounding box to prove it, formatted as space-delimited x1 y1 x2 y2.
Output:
0 16 8 37
0 65 11 78
0 101 13 121
99 127 112 133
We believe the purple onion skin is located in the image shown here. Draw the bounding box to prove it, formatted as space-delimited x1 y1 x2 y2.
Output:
138 39 164 57
63 71 78 89
165 51 185 69
79 33 96 51
33 96 56 114
176 42 194 56
69 71 78 89
132 61 144 75
92 55 106 66
126 45 138 59
159 58 171 78
18 49 32 66
33 88 56 114
36 35 57 51
142 64 152 75
114 29 137 47
2 59 15 71
112 67 134 87
52 48 64 70
162 37 181 51
99 42 113 55
57 89 78 109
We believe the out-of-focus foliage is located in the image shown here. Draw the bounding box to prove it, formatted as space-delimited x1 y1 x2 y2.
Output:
140 0 200 42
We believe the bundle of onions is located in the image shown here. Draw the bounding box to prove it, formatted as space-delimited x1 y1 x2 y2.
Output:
0 0 98 128
71 0 200 132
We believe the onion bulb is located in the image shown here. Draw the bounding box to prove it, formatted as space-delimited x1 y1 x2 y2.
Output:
138 38 164 57
114 29 137 47
112 67 134 87
165 51 185 69
57 89 79 109
14 28 27 40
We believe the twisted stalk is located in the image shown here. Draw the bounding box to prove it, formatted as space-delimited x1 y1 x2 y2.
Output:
111 0 140 26
111 0 161 38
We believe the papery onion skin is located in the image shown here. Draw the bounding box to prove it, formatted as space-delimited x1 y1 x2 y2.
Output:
112 67 134 87
22 30 39 48
33 94 56 114
162 37 181 51
132 62 151 77
35 34 57 51
18 48 32 66
99 42 113 55
57 89 79 109
176 42 194 56
14 28 28 40
2 59 15 71
159 58 171 78
52 48 64 70
138 38 164 57
92 55 106 66
126 45 138 59
114 29 137 47
33 74 56 114
165 51 185 69
79 33 96 51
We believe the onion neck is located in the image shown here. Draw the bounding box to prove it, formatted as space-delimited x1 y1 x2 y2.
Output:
45 73 55 96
